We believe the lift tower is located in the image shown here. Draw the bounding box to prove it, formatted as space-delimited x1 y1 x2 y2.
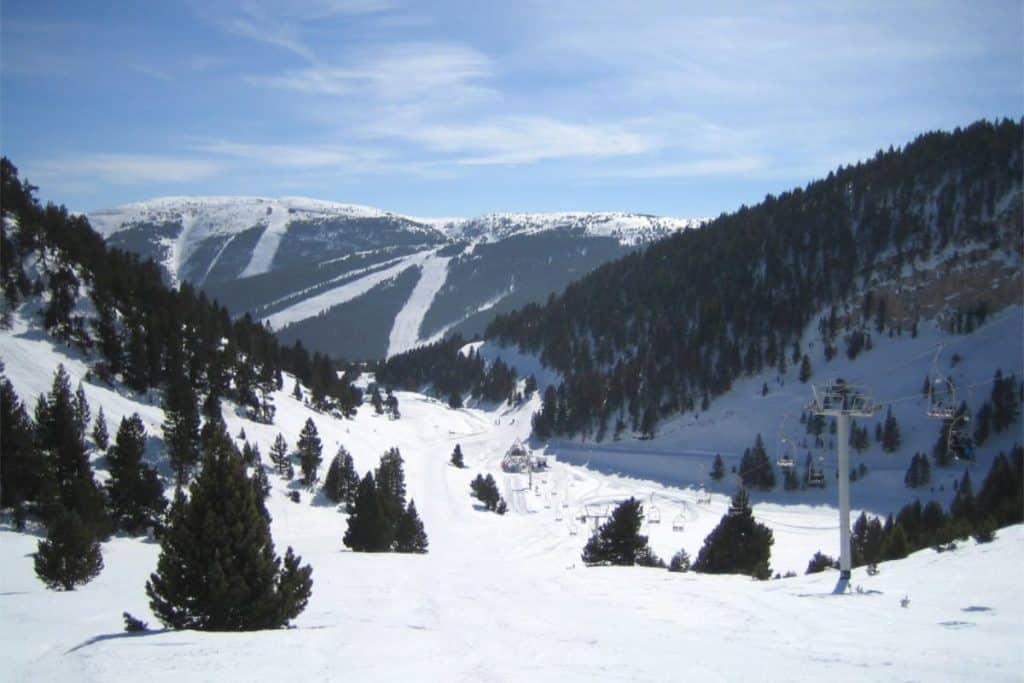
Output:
810 379 877 585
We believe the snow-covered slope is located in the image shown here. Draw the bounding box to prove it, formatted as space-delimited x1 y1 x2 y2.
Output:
87 197 702 360
0 307 1021 681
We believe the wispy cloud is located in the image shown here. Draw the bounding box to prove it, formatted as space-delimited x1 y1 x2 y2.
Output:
601 156 763 179
32 154 223 186
130 64 174 82
194 140 383 168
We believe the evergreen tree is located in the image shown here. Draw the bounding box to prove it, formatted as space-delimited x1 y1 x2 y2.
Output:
973 401 992 446
668 548 691 573
710 453 725 481
73 383 91 443
323 445 359 507
375 447 407 532
371 385 384 415
0 375 44 507
739 434 775 490
450 444 465 468
393 499 429 553
581 497 651 566
950 469 976 524
34 509 104 590
805 551 836 574
798 355 812 383
91 406 109 451
343 472 392 552
106 413 167 534
34 365 109 535
470 473 503 511
162 373 201 488
881 406 902 452
692 488 773 579
296 418 323 487
269 433 293 480
146 427 313 630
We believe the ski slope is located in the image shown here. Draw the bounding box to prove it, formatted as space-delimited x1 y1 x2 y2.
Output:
1 308 1022 681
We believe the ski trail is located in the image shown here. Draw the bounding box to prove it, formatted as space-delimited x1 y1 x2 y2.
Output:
387 252 451 358
198 233 238 286
262 250 432 330
240 203 289 277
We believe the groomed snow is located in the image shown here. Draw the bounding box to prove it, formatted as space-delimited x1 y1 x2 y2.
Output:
386 252 452 358
1 305 1022 681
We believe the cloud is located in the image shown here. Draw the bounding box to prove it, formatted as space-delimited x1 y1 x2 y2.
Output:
194 140 383 168
401 116 654 165
31 154 223 186
603 156 764 179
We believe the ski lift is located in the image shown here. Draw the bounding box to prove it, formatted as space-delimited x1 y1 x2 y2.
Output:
807 465 826 488
777 415 796 468
647 493 661 524
926 345 959 419
554 507 563 522
947 412 974 461
569 524 578 536
696 484 711 505
672 514 686 532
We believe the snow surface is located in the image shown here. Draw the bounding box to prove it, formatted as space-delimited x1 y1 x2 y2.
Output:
262 250 435 331
387 252 452 358
2 304 1023 681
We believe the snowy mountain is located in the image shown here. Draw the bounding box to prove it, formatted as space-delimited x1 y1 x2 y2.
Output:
89 198 702 359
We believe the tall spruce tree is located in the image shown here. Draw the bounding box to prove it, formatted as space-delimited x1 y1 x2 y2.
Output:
393 499 429 553
269 433 294 480
162 373 201 488
692 488 773 579
375 447 407 533
323 445 359 507
0 375 43 507
343 471 391 552
296 418 323 487
146 426 312 631
106 413 167 534
91 406 109 451
581 497 652 566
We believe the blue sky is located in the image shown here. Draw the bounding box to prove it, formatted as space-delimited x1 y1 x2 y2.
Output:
2 1 1021 217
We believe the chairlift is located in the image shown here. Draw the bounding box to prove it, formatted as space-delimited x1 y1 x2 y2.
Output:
672 514 686 532
777 416 796 468
947 413 974 461
647 506 661 524
926 345 959 419
807 465 826 488
569 524 578 536
555 508 563 522
696 484 711 505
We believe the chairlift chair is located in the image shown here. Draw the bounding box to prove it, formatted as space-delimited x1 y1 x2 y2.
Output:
647 506 661 524
672 514 686 532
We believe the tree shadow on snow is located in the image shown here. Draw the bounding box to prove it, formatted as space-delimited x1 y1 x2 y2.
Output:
65 628 173 654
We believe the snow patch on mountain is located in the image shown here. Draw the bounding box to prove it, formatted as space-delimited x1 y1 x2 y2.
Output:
387 252 453 358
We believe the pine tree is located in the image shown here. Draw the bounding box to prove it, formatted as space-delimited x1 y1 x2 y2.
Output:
581 497 651 566
34 509 104 590
668 548 691 573
34 365 109 535
106 413 167 534
91 406 109 451
798 354 812 383
805 551 836 574
343 471 392 552
162 373 201 488
470 473 502 511
323 445 359 507
450 444 465 468
692 488 773 579
73 382 91 443
881 407 902 452
269 433 293 480
710 453 725 481
393 499 429 553
296 418 323 487
375 447 407 531
146 427 312 630
0 375 44 507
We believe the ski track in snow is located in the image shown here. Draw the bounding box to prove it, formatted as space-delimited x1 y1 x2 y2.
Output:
387 252 452 358
240 204 289 278
262 250 433 330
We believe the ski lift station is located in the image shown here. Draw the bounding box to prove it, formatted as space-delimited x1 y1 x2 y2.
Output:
501 440 547 473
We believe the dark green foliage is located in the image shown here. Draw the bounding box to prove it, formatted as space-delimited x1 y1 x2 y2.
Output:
269 433 293 480
91 406 109 451
881 524 909 560
798 355 812 383
106 413 167 534
450 444 465 468
470 473 503 512
34 509 104 590
635 546 666 568
375 447 407 530
990 370 1019 433
693 488 773 579
973 402 992 446
146 427 312 631
904 452 931 488
881 407 902 452
34 365 109 536
851 511 886 566
162 373 201 488
805 551 837 574
710 453 725 481
950 469 976 524
739 434 775 490
581 497 652 566
668 548 691 573
296 418 323 487
393 499 429 553
343 472 392 552
976 446 1023 527
123 612 148 632
323 445 360 507
0 375 44 507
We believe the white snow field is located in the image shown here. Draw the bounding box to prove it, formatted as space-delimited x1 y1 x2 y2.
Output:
1 303 1023 681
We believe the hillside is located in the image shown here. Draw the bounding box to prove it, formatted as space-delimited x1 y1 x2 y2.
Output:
0 311 1022 681
89 197 701 359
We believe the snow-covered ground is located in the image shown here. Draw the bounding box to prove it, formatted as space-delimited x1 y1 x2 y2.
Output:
387 252 453 357
1 306 1022 681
